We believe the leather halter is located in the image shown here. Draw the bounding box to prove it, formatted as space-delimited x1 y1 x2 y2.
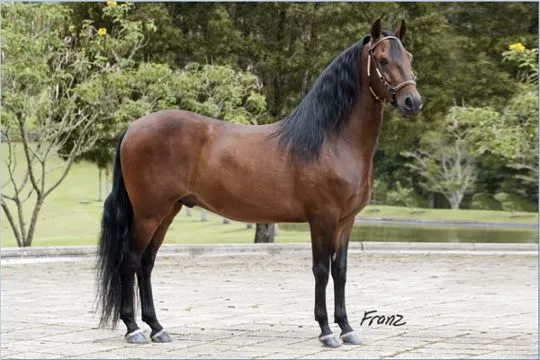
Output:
367 36 417 104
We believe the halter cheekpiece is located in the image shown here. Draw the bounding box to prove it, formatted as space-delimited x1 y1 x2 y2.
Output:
367 36 417 105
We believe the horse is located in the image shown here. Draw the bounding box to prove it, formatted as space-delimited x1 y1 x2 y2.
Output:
96 19 422 348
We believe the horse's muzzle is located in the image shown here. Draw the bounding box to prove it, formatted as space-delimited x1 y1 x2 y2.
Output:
398 93 423 117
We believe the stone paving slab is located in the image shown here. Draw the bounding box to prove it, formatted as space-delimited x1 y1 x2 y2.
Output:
1 251 537 359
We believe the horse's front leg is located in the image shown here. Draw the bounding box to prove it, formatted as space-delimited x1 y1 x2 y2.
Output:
332 217 361 345
310 220 341 348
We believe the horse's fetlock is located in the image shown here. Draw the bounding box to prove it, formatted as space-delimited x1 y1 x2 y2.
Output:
142 314 155 323
334 314 348 324
315 313 328 323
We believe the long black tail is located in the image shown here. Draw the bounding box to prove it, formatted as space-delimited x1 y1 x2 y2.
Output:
96 130 132 329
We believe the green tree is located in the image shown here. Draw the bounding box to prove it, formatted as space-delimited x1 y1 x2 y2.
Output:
377 3 536 203
445 44 539 203
169 63 267 124
62 3 267 199
447 90 538 197
503 44 538 84
403 121 477 210
1 3 100 247
57 2 158 199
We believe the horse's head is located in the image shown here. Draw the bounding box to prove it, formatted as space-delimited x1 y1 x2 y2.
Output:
366 19 422 117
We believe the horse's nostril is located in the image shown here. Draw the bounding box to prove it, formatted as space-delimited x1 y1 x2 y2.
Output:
405 97 413 109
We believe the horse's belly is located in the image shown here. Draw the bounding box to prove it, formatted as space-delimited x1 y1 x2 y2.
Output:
188 189 306 223
190 162 305 222
186 127 307 222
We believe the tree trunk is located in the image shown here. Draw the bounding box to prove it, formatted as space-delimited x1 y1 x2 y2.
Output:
25 196 44 247
254 223 275 243
201 208 208 222
448 193 463 210
428 193 435 208
269 9 288 118
98 167 103 201
105 166 110 195
300 8 315 94
15 199 27 247
1 201 23 247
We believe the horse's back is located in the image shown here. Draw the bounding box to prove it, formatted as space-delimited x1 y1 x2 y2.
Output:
127 109 216 137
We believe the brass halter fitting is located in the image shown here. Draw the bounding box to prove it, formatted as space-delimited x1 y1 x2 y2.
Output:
367 36 417 104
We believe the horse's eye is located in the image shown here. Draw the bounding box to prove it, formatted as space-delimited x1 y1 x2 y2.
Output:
379 58 388 66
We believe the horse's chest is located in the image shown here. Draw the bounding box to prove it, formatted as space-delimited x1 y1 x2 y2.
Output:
330 166 373 216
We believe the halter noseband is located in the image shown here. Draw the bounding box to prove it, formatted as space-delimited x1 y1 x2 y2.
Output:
367 36 417 105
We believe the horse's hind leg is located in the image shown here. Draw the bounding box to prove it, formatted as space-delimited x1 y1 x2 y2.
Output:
121 216 160 344
137 202 182 343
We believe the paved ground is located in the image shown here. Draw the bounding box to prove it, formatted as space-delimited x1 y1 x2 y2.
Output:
1 250 537 359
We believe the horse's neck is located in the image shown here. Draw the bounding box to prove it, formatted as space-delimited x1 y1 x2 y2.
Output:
343 93 384 160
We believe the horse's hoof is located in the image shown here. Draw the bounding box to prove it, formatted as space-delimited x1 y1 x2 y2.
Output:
340 331 362 345
151 329 172 343
318 333 342 348
125 329 149 344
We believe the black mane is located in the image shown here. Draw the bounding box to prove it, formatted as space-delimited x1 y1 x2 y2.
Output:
272 36 372 163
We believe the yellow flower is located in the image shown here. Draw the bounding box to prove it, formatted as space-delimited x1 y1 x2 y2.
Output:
106 1 117 6
97 28 107 37
509 42 526 51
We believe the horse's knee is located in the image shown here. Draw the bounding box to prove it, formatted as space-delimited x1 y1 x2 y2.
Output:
331 262 347 284
312 262 329 282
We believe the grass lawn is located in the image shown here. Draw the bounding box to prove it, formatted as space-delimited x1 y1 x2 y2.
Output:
1 143 537 247
359 205 538 223
1 202 311 248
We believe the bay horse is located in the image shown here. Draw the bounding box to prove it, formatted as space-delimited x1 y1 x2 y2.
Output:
96 19 422 348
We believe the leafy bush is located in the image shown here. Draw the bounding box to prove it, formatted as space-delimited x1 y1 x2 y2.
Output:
471 193 503 210
385 182 419 207
494 192 537 212
371 179 388 204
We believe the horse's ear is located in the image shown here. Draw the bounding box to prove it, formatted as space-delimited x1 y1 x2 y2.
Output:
371 19 381 41
395 19 406 42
